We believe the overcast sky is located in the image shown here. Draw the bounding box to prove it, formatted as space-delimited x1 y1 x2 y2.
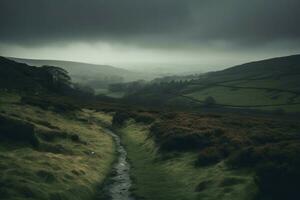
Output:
1 0 300 72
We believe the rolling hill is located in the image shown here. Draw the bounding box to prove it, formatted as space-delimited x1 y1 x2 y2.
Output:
1 54 300 200
0 56 69 93
8 57 151 94
124 54 300 112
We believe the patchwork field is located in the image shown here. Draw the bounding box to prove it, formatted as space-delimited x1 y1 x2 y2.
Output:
125 55 300 113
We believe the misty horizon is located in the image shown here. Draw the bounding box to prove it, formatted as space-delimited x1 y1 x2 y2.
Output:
1 0 300 74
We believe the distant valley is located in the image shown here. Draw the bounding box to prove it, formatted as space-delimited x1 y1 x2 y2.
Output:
8 57 154 95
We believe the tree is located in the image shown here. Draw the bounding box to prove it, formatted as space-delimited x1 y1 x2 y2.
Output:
73 83 95 96
41 65 72 92
203 96 216 107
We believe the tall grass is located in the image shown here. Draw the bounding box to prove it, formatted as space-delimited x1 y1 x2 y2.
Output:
0 94 116 200
119 121 256 200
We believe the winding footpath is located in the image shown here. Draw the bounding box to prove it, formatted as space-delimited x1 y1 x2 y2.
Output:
103 128 135 200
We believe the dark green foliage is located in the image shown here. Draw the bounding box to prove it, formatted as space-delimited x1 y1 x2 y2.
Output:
159 133 210 152
112 111 155 126
203 96 216 107
146 111 300 198
73 83 95 96
109 80 146 94
226 147 258 168
0 57 73 94
133 113 155 124
218 177 246 187
36 170 56 183
37 129 68 142
21 95 78 113
195 180 212 192
70 134 80 142
40 65 72 93
122 81 189 108
196 147 223 166
0 115 39 147
38 142 72 154
255 162 300 200
112 111 132 126
150 123 213 152
37 129 81 144
227 143 300 200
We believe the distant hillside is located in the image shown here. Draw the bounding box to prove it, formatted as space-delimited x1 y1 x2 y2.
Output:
8 57 151 93
0 57 71 93
124 54 300 112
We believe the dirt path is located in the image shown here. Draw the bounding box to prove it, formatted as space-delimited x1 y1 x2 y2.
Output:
101 128 135 200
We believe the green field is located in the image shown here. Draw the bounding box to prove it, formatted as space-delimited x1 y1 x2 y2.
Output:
127 55 300 113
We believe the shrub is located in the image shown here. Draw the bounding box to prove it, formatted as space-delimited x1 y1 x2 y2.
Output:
159 134 211 152
219 177 246 187
203 96 216 107
70 134 80 142
37 129 68 142
226 147 259 168
112 111 131 126
196 147 223 166
113 111 155 126
272 108 286 115
133 113 155 124
38 143 71 154
160 113 177 120
21 95 78 113
255 162 300 200
0 115 39 147
226 143 300 199
195 180 212 192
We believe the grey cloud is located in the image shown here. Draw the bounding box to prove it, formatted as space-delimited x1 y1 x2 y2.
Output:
0 0 300 47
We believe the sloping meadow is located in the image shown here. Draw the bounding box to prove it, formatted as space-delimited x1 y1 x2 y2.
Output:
0 92 115 200
114 110 300 200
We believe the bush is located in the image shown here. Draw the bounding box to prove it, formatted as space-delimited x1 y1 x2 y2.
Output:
195 180 212 192
255 162 300 200
226 143 300 200
272 108 286 115
0 115 39 147
113 111 155 126
21 95 78 113
38 143 71 154
70 134 80 142
112 111 131 126
37 130 68 142
196 147 223 166
203 96 216 107
133 114 155 124
226 147 259 168
159 134 211 152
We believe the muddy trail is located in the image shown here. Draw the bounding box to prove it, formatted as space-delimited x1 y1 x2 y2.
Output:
97 128 135 200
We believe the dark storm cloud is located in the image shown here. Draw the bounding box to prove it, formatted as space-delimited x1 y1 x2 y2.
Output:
0 0 300 47
188 0 300 44
0 0 190 45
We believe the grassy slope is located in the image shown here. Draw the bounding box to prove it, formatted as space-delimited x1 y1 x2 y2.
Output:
119 121 256 200
8 57 152 92
127 55 300 112
182 56 300 112
0 92 115 200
